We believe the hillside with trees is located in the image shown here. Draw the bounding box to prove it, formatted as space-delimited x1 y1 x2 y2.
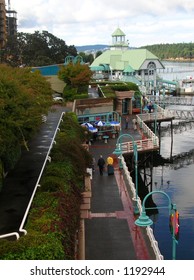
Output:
1 31 77 67
140 42 194 60
4 30 194 66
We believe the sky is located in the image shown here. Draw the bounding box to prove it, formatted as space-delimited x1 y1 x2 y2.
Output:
9 0 194 47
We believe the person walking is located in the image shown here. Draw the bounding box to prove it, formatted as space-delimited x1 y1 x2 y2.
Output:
125 115 129 129
132 118 137 130
97 155 106 175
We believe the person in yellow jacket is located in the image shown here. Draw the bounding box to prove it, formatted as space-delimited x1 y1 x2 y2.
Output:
107 156 113 165
106 156 114 175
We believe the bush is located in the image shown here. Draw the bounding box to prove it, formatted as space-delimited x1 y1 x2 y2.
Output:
0 112 92 259
0 233 65 260
111 83 138 91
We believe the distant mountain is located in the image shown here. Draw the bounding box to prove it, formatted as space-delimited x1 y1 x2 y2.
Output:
76 44 109 52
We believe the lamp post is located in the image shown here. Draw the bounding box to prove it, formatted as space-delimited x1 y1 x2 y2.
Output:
135 91 143 128
154 103 158 145
135 190 178 260
113 134 139 214
162 87 165 109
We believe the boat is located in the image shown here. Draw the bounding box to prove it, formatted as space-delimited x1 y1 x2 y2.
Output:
178 76 194 95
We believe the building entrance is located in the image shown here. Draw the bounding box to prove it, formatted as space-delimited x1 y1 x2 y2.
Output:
122 98 130 115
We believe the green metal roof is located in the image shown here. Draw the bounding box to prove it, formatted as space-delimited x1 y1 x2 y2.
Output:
112 27 126 36
90 64 110 71
90 49 161 71
100 64 110 71
161 79 178 85
122 76 141 85
90 66 104 71
123 65 135 73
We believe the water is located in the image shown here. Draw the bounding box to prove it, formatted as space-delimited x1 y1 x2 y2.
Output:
158 61 194 81
147 108 194 259
143 61 194 259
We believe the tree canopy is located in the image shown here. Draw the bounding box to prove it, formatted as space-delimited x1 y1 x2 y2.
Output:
0 64 53 174
78 52 94 64
140 42 194 60
58 62 93 99
2 31 77 67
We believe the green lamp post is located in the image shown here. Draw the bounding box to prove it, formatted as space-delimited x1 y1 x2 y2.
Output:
135 91 144 128
154 103 158 145
162 87 165 109
113 134 139 214
135 190 179 260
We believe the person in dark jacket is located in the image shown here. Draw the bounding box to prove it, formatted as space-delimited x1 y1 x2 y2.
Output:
97 155 106 175
125 115 129 129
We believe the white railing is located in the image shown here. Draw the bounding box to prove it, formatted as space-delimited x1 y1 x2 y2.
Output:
121 156 164 260
18 112 65 236
139 106 174 122
149 96 194 106
0 112 66 240
167 109 194 120
120 138 158 154
118 112 161 154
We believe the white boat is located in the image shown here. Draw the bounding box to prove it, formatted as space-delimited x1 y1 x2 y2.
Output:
179 76 194 94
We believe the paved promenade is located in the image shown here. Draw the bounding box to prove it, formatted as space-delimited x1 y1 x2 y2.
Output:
85 119 156 260
0 106 157 259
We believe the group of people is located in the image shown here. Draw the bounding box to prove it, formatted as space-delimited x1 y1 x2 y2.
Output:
96 155 114 176
146 102 154 113
125 115 137 130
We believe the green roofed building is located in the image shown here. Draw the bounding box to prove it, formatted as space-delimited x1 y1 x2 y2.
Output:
90 27 165 93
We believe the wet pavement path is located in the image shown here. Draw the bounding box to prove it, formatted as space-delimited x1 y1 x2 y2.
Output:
0 109 156 259
85 129 155 260
0 106 67 236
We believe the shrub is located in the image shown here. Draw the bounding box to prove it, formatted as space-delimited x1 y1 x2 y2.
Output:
0 112 91 259
0 233 65 260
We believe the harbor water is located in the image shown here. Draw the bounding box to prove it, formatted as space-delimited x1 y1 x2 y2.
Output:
158 60 194 81
147 62 194 259
149 116 194 260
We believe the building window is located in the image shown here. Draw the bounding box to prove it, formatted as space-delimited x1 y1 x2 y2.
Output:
147 62 156 69
149 70 154 75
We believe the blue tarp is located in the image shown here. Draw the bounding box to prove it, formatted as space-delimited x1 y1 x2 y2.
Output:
31 65 61 76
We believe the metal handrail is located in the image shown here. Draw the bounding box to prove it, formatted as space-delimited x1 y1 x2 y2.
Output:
19 112 65 235
0 112 66 240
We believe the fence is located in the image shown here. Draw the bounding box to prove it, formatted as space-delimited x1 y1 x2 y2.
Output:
121 156 164 260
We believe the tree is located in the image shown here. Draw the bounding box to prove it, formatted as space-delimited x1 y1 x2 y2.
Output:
78 52 94 64
0 65 53 175
140 42 194 60
58 62 93 96
96 51 102 58
3 31 77 67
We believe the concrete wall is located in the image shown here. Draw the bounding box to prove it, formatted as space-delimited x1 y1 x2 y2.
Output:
74 98 114 115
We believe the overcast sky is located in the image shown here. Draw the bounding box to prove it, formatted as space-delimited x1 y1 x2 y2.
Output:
10 0 194 47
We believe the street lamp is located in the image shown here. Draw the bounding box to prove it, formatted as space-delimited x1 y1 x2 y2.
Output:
113 133 139 214
154 103 158 145
135 190 179 260
135 91 143 128
162 87 165 109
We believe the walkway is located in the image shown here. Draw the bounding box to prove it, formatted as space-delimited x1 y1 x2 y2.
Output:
0 106 67 237
0 109 158 259
84 117 157 260
149 95 194 106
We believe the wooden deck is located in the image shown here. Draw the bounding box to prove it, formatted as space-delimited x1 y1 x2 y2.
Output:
118 104 174 155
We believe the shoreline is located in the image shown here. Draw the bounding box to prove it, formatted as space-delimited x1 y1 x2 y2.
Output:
163 58 194 63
